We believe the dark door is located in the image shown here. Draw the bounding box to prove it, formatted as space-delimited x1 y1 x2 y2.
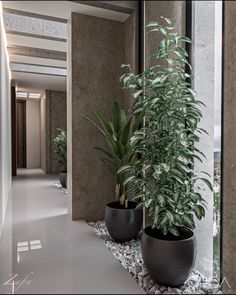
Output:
11 86 17 176
16 100 26 168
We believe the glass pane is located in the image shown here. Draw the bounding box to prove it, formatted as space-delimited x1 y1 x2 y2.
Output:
192 0 223 280
213 0 223 282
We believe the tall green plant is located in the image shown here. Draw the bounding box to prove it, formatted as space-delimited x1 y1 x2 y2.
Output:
54 128 67 170
119 17 213 236
85 102 143 208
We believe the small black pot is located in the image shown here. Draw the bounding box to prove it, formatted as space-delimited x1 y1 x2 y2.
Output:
141 226 197 287
105 201 143 243
59 171 67 188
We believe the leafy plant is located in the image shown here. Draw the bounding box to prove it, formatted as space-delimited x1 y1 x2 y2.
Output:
54 128 67 170
119 17 213 236
85 102 143 208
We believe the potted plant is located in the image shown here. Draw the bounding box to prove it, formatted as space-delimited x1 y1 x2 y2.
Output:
85 102 144 242
120 17 213 286
54 128 67 188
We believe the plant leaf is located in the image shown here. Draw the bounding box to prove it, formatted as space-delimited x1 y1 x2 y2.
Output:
94 147 113 158
117 165 132 174
199 177 213 191
123 175 136 186
121 117 132 146
95 112 113 136
112 102 121 135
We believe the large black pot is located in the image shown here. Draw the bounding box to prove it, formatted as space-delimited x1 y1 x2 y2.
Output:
141 226 197 287
59 171 67 188
105 201 143 243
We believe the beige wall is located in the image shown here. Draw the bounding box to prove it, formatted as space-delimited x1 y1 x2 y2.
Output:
26 100 41 168
45 90 67 174
40 94 46 172
0 2 12 236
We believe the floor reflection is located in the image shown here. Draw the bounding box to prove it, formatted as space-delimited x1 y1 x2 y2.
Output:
0 169 67 294
0 169 143 294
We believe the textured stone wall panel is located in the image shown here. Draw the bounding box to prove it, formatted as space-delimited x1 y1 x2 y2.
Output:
68 13 130 221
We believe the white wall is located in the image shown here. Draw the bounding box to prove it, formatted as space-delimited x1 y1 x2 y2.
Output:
26 100 41 168
0 2 12 236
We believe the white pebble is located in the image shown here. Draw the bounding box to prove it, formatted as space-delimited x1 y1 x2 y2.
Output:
88 222 220 294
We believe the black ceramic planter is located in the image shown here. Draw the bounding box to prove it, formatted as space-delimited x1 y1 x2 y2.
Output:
141 226 197 287
105 201 143 243
59 171 67 188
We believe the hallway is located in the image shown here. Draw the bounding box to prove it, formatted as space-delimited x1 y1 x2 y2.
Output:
0 170 143 294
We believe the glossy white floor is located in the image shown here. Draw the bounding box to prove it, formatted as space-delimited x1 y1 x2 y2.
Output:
0 169 143 294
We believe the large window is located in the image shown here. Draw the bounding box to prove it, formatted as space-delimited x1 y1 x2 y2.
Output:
213 0 223 282
191 0 223 280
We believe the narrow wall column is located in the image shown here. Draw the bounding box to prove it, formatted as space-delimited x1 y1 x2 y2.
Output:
26 100 41 169
145 1 186 69
11 86 16 176
142 0 186 230
67 13 131 221
40 94 46 173
46 90 51 174
45 90 67 174
222 1 236 293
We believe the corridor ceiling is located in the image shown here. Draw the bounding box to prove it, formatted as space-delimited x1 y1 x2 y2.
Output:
2 1 129 91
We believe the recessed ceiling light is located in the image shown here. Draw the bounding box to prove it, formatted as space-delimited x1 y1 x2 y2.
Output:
29 93 41 99
16 92 27 98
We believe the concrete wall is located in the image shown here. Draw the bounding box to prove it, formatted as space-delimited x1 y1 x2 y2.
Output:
68 13 135 221
46 90 67 174
77 1 138 13
40 94 46 172
0 2 12 236
123 11 137 112
144 1 186 69
26 100 41 168
223 1 236 293
124 12 137 74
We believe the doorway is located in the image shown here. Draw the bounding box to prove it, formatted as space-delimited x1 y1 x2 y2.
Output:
16 100 26 168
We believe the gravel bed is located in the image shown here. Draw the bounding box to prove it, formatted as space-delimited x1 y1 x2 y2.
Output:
53 181 67 197
88 221 222 295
